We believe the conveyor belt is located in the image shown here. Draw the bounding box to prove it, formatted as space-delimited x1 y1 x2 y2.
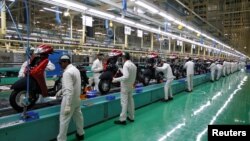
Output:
0 100 61 117
0 87 122 117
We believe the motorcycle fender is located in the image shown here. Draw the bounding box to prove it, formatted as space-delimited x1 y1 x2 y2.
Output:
11 77 39 91
99 71 113 80
143 69 152 76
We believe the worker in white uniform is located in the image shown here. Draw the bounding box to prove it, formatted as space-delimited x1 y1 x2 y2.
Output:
184 57 194 92
227 61 231 75
57 55 84 141
230 61 234 74
223 60 227 76
216 62 223 80
208 60 217 82
91 53 104 92
112 52 137 125
155 59 175 101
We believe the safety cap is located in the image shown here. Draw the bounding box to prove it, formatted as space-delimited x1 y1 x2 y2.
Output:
60 54 70 60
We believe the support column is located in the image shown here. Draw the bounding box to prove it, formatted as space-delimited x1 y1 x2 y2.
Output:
168 38 171 53
159 35 163 51
124 34 128 48
183 43 185 54
198 46 200 56
203 48 206 57
81 23 86 45
70 16 74 39
150 33 154 51
113 26 116 45
1 0 6 35
173 40 176 52
141 36 143 48
181 43 184 54
191 46 193 55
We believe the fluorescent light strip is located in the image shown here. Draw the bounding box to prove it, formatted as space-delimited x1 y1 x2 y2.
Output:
136 23 150 30
43 7 62 13
116 17 135 25
89 9 115 18
135 1 159 14
148 0 246 56
51 0 87 10
38 0 246 58
158 12 174 21
174 20 186 27
150 28 161 34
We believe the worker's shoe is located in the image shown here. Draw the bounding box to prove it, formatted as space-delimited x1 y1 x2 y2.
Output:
127 117 134 122
161 99 169 102
168 97 173 100
114 120 126 125
76 133 84 140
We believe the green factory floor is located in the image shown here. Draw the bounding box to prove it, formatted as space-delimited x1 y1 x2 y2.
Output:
67 72 250 141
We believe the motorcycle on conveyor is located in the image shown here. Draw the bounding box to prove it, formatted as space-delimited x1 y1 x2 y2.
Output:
139 53 164 86
98 50 123 95
9 45 89 112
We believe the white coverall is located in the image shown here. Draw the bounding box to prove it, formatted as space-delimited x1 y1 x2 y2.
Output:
226 62 231 75
184 61 194 91
113 60 137 121
156 63 175 100
230 62 234 74
222 61 227 76
208 63 217 81
91 58 103 91
57 64 84 141
216 64 223 80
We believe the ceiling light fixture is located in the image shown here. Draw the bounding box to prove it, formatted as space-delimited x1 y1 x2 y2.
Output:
158 12 174 21
43 7 62 13
116 17 135 25
51 0 87 11
135 1 159 14
89 9 115 19
136 23 150 30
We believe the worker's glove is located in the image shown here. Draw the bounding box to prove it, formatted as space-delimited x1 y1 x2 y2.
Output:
64 106 71 115
55 89 62 97
112 78 117 83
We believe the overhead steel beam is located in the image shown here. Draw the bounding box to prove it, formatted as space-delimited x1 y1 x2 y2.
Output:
174 0 224 35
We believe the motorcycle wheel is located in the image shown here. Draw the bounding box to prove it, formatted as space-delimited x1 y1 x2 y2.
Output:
98 79 111 95
9 90 39 112
156 73 164 83
142 76 151 86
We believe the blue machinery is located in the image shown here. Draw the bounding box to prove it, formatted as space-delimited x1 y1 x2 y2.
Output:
0 74 210 141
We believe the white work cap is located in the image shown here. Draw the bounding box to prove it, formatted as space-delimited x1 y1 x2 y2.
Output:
60 54 70 60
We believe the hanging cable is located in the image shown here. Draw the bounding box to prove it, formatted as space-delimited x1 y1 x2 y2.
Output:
23 0 31 113
5 5 23 41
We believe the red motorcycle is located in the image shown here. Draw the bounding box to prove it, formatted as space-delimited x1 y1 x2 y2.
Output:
139 52 164 86
9 45 61 112
98 50 123 95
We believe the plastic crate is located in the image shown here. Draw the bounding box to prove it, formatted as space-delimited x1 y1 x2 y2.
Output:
20 111 40 122
86 90 97 98
135 84 143 93
106 95 116 101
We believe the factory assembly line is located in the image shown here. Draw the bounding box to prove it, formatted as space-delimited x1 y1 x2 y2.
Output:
0 45 245 114
0 0 250 141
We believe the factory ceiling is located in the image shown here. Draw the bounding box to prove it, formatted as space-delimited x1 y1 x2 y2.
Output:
3 0 250 57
